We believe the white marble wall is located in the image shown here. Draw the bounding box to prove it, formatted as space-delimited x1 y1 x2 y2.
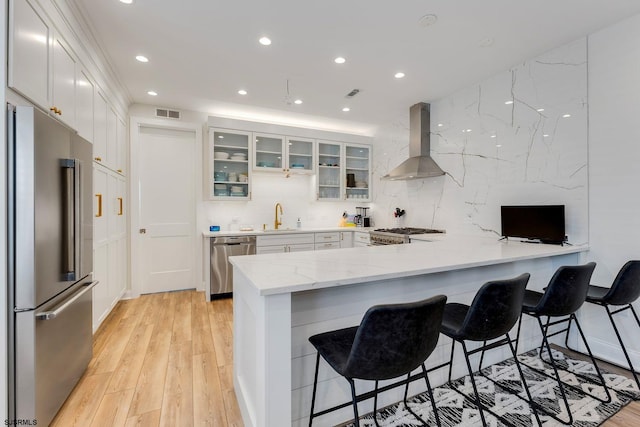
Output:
373 38 589 244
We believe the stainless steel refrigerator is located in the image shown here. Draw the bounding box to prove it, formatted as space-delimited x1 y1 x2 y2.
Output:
7 104 97 425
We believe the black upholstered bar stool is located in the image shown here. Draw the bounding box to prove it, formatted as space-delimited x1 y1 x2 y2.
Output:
516 262 612 425
579 260 640 391
440 273 541 427
308 295 447 427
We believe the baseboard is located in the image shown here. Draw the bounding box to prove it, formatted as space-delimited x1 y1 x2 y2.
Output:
574 334 640 372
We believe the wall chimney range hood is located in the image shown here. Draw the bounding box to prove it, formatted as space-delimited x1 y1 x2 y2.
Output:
382 102 445 180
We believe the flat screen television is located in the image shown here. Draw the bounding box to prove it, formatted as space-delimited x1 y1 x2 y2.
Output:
501 205 566 244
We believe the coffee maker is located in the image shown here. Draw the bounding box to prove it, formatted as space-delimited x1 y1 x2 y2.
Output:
355 207 371 227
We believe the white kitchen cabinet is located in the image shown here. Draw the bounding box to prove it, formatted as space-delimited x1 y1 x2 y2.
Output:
116 117 127 175
8 0 77 126
340 231 354 248
344 143 371 201
253 134 315 174
92 163 128 330
209 128 251 200
93 91 107 163
51 34 76 128
106 106 118 171
8 0 50 109
317 141 342 200
75 68 94 142
315 241 340 250
316 141 371 201
354 231 371 247
256 233 315 253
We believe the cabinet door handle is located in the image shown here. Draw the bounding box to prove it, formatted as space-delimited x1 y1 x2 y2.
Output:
95 194 103 217
118 197 123 216
94 157 102 162
117 168 123 173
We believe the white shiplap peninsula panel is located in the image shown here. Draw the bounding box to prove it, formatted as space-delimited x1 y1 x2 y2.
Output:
373 39 588 243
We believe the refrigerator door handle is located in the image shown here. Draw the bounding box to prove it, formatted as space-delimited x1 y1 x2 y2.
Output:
35 281 98 320
61 159 80 281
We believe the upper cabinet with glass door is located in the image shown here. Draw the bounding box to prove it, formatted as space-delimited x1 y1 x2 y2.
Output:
345 144 371 201
253 133 284 171
317 141 342 201
253 133 315 174
286 137 315 174
210 128 251 200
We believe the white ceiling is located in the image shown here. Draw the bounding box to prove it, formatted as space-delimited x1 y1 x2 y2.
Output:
74 0 640 135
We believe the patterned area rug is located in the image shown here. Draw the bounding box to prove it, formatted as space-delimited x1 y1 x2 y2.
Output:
341 348 640 426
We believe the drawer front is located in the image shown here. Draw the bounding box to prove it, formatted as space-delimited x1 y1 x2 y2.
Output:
257 233 314 247
315 242 340 251
354 232 371 244
288 243 315 253
315 232 340 243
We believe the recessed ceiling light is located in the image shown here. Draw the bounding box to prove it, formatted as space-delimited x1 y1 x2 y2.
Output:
294 99 303 105
496 144 502 148
418 14 438 27
334 57 346 64
505 100 514 105
259 36 271 46
147 91 157 96
537 108 545 112
238 89 247 95
466 129 472 133
490 135 497 138
342 107 350 112
563 114 571 118
394 72 405 79
543 134 550 137
135 55 149 63
119 0 133 4
437 123 443 127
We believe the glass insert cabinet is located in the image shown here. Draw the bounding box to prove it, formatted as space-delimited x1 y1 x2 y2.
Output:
210 129 251 200
208 125 371 201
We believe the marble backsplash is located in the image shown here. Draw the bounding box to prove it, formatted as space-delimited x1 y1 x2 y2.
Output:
372 38 588 244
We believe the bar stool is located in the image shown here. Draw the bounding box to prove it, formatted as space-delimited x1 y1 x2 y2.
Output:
308 295 447 427
440 273 541 427
516 262 612 425
578 260 640 391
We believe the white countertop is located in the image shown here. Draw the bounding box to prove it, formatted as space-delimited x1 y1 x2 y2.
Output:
229 234 588 296
202 226 375 237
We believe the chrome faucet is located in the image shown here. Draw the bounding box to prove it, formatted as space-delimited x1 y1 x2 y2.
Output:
274 203 283 230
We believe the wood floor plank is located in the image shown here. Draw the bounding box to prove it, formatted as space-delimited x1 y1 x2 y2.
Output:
124 410 162 427
172 291 192 344
127 331 172 416
106 322 154 393
159 342 194 427
218 365 244 426
90 388 135 427
193 351 227 426
50 372 112 426
87 316 138 375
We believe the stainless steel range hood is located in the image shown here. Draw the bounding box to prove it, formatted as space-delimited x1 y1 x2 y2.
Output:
382 102 445 180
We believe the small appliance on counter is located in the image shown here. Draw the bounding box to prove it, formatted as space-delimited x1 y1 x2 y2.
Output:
355 206 371 227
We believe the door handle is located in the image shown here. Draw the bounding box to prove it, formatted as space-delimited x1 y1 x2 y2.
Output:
139 228 147 234
61 159 79 281
36 281 98 320
118 197 123 216
95 193 103 217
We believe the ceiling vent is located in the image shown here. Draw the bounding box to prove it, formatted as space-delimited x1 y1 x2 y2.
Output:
345 89 361 98
155 108 181 120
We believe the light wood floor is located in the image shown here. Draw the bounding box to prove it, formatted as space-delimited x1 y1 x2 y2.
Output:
52 289 640 426
52 290 242 426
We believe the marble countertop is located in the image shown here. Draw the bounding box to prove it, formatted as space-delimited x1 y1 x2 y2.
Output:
202 226 375 237
229 234 588 296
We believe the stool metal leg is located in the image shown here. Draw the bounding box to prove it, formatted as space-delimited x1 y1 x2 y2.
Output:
347 378 360 427
460 341 489 427
607 304 640 391
308 352 321 427
373 380 380 427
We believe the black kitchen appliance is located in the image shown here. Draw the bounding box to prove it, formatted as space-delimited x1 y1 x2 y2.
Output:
355 206 371 227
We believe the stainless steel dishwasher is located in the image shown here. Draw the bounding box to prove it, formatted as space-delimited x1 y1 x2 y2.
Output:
210 235 256 299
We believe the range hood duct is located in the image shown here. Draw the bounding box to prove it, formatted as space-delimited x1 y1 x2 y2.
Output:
382 102 445 180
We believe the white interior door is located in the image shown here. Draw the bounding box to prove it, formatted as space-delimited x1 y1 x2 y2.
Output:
137 125 197 294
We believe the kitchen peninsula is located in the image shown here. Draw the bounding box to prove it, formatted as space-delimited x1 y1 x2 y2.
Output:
229 235 587 427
